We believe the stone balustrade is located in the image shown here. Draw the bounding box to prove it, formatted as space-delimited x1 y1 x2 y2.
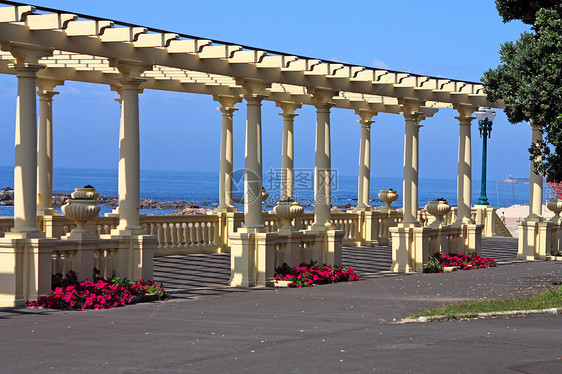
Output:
1 205 510 256
143 215 221 256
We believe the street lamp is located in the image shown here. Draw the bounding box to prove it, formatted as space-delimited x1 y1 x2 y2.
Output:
475 107 496 205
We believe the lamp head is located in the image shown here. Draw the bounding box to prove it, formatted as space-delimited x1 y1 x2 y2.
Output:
475 107 496 122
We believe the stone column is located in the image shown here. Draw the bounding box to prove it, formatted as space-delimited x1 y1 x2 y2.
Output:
528 122 543 219
401 110 423 226
215 96 240 212
8 63 46 237
36 80 60 216
312 101 336 230
113 78 145 235
354 110 376 211
277 102 301 200
241 88 268 231
455 106 476 224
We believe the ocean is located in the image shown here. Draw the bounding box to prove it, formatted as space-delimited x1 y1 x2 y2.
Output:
0 165 533 216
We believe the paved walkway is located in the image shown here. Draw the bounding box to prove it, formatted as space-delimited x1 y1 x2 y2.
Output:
2 237 561 373
154 237 525 299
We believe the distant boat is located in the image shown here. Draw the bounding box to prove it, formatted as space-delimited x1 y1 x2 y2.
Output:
498 173 529 184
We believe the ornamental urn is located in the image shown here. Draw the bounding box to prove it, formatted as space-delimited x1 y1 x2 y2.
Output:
274 200 304 231
261 187 269 212
425 200 451 227
61 186 101 236
378 189 398 211
546 199 562 223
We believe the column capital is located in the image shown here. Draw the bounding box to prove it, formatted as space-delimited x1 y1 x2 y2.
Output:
403 111 424 127
109 58 152 77
454 103 478 120
36 78 64 91
455 115 475 126
307 87 338 105
1 41 53 64
355 109 377 127
8 62 45 77
214 95 242 112
399 97 424 113
36 89 58 101
276 101 302 118
236 78 270 97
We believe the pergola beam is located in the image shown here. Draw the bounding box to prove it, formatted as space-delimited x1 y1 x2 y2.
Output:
0 18 502 108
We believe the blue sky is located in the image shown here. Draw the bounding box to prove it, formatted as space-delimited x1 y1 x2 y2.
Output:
0 0 531 180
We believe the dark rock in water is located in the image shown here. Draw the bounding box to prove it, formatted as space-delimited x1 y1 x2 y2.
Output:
337 203 352 209
232 196 244 203
1 186 13 192
0 190 202 211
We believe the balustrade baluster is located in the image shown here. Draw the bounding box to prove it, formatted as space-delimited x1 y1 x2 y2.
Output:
163 223 170 247
170 223 177 248
195 223 202 246
181 223 188 247
188 223 195 246
174 223 181 247
156 224 164 249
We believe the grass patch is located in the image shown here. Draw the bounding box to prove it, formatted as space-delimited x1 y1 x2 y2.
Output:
411 285 562 319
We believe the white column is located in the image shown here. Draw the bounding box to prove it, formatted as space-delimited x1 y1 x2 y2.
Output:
114 78 144 234
277 102 301 200
242 94 266 230
355 111 376 210
455 108 475 224
401 112 422 225
312 102 335 230
36 86 58 216
528 122 543 219
9 63 45 236
215 96 239 212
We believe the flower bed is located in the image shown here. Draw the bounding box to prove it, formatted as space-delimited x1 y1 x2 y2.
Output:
274 263 360 287
424 252 497 273
27 271 168 310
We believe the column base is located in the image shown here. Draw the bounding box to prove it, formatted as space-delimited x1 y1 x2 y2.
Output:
237 225 265 234
37 208 59 216
352 205 372 212
214 205 238 213
452 217 474 226
110 227 146 237
104 207 119 218
310 222 335 231
397 221 420 228
4 230 44 239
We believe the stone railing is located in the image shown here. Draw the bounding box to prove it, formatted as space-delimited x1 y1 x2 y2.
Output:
143 215 221 256
50 235 155 281
0 234 155 307
330 213 362 246
418 206 512 238
231 227 343 287
392 222 482 273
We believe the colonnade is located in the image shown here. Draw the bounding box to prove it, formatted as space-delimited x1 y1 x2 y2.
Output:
4 44 552 288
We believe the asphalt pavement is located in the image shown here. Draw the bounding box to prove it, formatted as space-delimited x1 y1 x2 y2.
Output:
1 254 561 373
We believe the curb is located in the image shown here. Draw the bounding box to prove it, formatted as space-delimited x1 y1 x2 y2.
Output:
401 307 562 323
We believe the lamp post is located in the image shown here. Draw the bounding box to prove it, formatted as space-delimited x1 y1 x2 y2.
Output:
475 107 496 205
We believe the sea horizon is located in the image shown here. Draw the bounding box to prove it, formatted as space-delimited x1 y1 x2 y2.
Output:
0 165 535 216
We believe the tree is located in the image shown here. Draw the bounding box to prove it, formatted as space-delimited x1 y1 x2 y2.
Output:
495 0 561 25
483 1 562 182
